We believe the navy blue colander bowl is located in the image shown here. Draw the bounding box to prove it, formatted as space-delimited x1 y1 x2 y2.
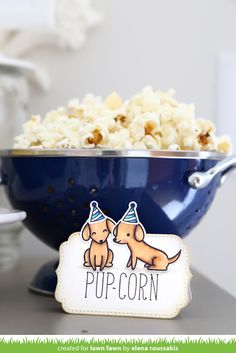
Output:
0 149 230 294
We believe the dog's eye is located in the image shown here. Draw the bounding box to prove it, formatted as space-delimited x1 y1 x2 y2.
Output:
103 229 108 233
127 233 130 237
92 232 96 235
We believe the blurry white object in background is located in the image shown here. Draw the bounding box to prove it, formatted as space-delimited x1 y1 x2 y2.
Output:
55 0 103 50
0 56 37 269
217 52 236 148
0 0 54 29
0 56 34 148
0 208 26 271
0 222 24 271
0 0 102 56
0 0 103 90
0 208 26 225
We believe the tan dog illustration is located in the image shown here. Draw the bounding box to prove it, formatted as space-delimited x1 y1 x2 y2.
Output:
82 201 115 271
113 202 181 271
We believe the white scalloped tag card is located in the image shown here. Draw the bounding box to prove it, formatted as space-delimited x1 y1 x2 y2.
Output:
55 201 192 319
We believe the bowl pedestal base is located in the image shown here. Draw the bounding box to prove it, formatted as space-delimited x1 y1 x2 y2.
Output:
28 259 58 296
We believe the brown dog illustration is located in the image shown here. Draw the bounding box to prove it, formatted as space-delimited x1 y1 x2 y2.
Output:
81 201 115 271
113 202 181 271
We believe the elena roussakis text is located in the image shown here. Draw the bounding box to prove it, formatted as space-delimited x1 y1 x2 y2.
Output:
84 271 159 301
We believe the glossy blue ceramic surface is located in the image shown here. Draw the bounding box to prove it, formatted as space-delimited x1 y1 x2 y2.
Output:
0 155 221 250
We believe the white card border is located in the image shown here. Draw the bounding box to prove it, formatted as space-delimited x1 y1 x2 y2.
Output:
55 233 192 319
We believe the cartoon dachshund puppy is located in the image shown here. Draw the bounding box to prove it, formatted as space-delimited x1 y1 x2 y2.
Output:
82 201 115 271
113 202 181 271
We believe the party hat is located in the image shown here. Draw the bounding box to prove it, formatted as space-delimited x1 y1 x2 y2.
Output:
89 201 106 223
122 202 139 224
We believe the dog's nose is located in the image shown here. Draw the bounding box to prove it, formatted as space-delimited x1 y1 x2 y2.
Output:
99 240 103 244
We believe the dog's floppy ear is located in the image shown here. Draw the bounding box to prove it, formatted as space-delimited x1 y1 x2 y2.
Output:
113 222 120 237
81 223 91 241
134 224 145 242
106 218 115 233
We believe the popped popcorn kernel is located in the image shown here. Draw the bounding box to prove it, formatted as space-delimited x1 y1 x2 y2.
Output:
217 135 232 154
13 87 232 154
168 144 181 151
114 114 128 127
86 129 103 145
105 92 122 110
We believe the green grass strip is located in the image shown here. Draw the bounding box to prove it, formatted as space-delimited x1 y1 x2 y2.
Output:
0 338 236 353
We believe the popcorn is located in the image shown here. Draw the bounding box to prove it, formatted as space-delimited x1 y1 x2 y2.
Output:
13 87 232 154
217 135 232 154
129 116 145 142
105 92 122 110
168 144 181 151
141 135 161 149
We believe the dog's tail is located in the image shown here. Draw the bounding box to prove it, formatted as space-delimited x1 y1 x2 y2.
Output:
168 250 181 264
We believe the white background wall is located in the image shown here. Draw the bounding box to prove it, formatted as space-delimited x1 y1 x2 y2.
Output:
16 0 236 297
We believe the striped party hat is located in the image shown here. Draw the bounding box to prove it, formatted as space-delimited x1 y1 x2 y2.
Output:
122 202 139 224
89 201 106 223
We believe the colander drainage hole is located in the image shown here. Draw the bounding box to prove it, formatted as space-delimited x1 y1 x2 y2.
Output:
195 208 200 213
48 186 55 193
89 186 98 196
152 184 159 191
208 190 211 195
71 209 77 216
68 194 76 202
186 226 191 231
67 178 75 186
56 201 64 209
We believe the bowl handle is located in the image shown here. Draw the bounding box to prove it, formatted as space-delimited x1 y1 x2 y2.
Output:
0 175 27 225
188 153 236 189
